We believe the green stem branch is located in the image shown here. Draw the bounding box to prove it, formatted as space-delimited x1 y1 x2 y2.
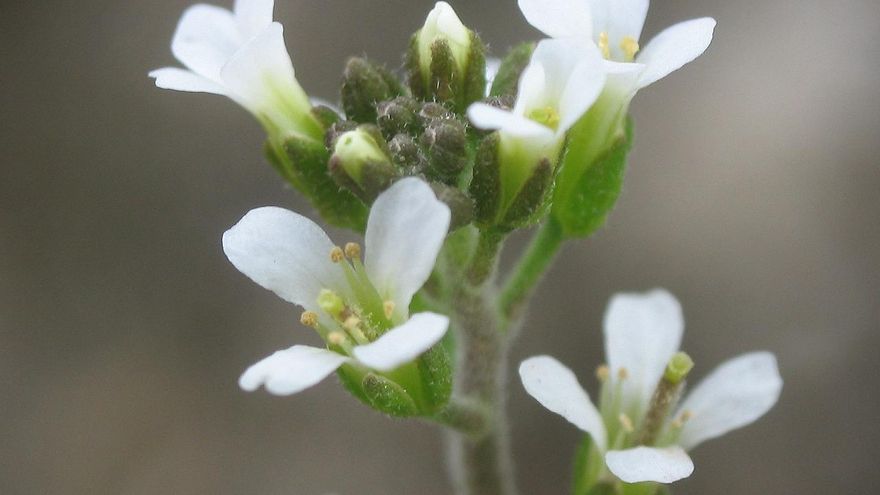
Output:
499 217 565 323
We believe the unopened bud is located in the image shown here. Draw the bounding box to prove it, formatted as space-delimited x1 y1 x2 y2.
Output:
407 2 486 110
422 118 468 186
329 128 398 203
387 134 427 174
377 97 422 138
341 57 404 123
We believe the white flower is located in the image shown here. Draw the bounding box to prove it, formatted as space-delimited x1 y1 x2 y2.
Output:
519 289 782 484
223 178 452 395
518 0 716 95
467 39 605 211
149 0 321 140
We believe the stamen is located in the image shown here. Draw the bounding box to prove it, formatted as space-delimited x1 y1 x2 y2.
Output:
330 246 345 263
620 36 640 62
598 32 611 59
595 364 610 383
344 242 362 260
670 410 693 429
618 413 635 433
617 367 629 380
300 311 318 328
383 300 395 319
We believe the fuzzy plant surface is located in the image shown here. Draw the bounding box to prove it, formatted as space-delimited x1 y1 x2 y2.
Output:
150 1 781 494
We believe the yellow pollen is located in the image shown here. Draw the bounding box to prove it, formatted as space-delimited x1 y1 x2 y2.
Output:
595 364 610 382
300 311 318 327
328 331 347 346
617 367 629 380
618 413 635 433
330 246 345 263
343 316 361 330
383 300 395 319
598 32 611 59
620 36 640 62
344 242 362 259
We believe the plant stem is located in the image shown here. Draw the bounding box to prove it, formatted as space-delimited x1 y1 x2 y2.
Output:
446 228 516 495
499 217 565 323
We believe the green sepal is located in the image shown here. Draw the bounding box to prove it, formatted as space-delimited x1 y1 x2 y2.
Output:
341 57 404 123
335 363 372 407
416 344 453 413
362 372 420 417
265 137 367 231
490 42 536 98
469 132 502 226
429 39 457 105
377 96 422 139
460 32 488 111
310 104 341 130
499 158 553 230
552 118 633 238
573 436 609 495
406 33 428 101
388 134 427 174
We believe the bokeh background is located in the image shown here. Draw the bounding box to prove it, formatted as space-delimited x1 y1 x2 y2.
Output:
2 0 878 493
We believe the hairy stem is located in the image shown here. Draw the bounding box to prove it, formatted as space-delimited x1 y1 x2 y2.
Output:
499 217 565 324
446 228 516 495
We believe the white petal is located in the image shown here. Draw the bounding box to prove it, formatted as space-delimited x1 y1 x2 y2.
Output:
364 178 450 317
518 0 592 40
519 356 608 451
171 4 241 82
222 206 346 310
149 67 228 95
605 0 650 45
557 43 606 133
239 345 348 395
467 104 554 138
676 352 783 450
485 57 502 96
636 17 717 88
352 312 449 372
234 0 275 39
604 289 684 414
220 22 301 114
606 446 694 483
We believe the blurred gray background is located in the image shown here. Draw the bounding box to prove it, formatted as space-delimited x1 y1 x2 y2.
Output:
1 0 878 493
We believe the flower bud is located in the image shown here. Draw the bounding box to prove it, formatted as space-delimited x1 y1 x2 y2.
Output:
422 118 468 186
267 135 367 231
329 127 398 203
377 96 422 138
387 134 427 174
341 57 404 123
469 132 502 226
407 2 486 111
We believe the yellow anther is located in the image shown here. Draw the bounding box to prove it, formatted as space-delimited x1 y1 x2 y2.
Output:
618 413 635 433
617 367 629 380
300 311 318 328
330 246 345 263
383 300 395 319
327 331 347 346
595 364 610 382
671 410 693 429
598 32 611 59
620 36 640 62
343 316 361 331
344 242 362 260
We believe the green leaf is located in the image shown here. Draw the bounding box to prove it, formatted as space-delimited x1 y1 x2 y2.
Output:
553 119 633 238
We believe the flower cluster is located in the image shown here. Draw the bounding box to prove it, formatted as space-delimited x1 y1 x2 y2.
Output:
151 0 780 492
